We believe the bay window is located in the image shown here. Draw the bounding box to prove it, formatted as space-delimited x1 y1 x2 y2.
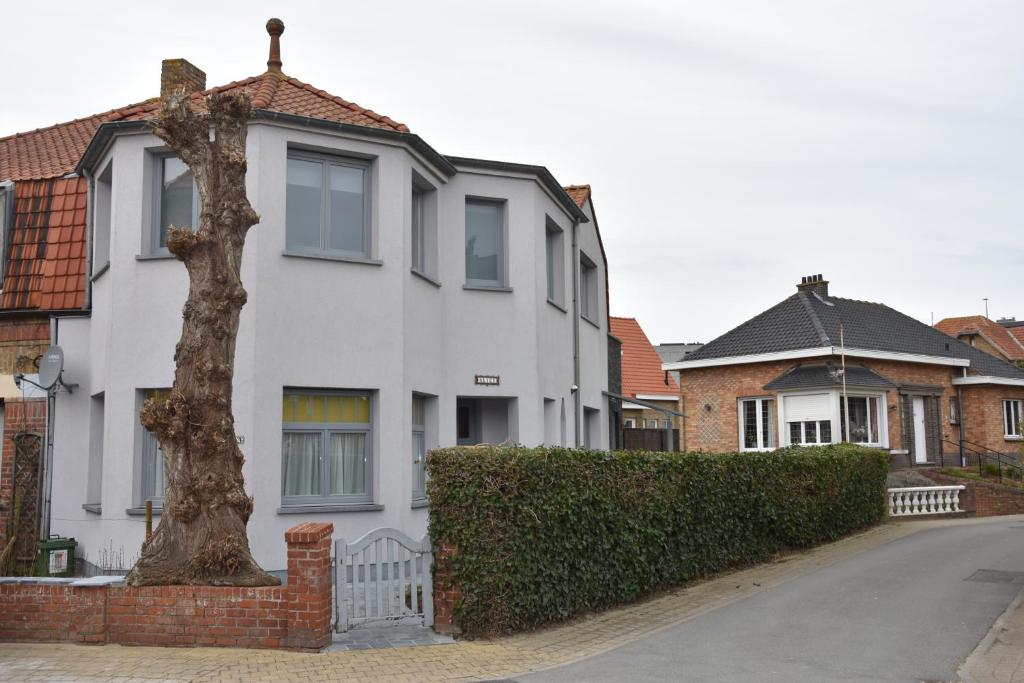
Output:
840 396 882 444
281 390 372 506
739 397 776 451
286 152 371 259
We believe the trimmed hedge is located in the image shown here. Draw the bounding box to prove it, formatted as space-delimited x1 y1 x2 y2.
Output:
427 444 887 636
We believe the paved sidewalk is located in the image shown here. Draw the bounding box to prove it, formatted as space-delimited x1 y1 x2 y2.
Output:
962 586 1024 683
0 519 994 683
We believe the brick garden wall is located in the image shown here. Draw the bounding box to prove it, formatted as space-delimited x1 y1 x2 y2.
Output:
0 522 334 651
926 471 1024 517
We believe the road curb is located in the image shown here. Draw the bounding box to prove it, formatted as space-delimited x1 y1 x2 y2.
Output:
958 584 1024 683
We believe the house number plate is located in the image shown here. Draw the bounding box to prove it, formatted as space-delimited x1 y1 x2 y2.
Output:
474 375 500 386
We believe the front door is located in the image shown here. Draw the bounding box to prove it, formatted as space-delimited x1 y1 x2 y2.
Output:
912 396 929 464
456 400 479 445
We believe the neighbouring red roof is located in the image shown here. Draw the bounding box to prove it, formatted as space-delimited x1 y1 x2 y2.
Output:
935 315 1024 363
2 178 88 310
610 317 679 399
563 184 591 208
0 69 410 313
1008 326 1024 347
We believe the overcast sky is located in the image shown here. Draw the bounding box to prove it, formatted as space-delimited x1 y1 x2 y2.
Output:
3 1 1021 344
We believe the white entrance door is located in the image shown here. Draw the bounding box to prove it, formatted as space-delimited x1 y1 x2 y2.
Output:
912 396 928 464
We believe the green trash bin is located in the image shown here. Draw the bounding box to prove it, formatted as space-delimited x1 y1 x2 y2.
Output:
36 536 77 577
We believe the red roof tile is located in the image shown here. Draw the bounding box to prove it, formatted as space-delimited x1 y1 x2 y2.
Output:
935 315 1024 363
563 184 591 208
610 317 679 399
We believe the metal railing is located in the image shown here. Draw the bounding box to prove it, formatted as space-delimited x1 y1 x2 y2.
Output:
941 439 1023 484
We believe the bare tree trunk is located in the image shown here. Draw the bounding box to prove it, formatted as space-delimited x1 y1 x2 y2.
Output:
126 91 277 586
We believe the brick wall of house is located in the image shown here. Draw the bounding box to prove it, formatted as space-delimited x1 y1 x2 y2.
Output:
959 385 1024 456
926 471 1024 517
0 319 50 376
0 398 47 550
0 522 334 651
677 356 971 455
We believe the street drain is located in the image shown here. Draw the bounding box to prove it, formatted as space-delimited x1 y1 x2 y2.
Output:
966 569 1024 584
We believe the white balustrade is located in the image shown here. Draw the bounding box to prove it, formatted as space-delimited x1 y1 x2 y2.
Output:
887 485 965 516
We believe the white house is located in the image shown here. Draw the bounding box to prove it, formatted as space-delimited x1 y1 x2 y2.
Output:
38 21 611 574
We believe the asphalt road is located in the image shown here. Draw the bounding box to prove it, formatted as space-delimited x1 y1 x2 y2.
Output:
519 517 1024 683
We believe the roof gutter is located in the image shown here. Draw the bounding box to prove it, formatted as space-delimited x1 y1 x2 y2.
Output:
75 120 150 176
664 346 972 371
952 376 1024 387
445 156 590 224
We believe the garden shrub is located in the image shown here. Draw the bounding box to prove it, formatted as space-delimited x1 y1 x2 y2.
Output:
427 443 887 636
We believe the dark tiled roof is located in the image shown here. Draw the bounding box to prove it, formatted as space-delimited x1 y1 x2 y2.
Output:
688 291 1024 380
764 364 896 391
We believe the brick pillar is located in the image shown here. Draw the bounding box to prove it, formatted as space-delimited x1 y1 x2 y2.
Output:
432 544 461 635
283 522 333 651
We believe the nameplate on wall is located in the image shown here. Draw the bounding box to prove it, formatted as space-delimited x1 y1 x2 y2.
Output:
474 375 500 386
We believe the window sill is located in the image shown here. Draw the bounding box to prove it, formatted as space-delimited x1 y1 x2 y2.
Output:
277 503 384 514
889 449 910 455
82 503 102 515
547 298 567 314
126 506 162 516
135 252 175 261
282 250 382 266
463 284 513 293
91 263 110 282
411 498 428 509
411 268 441 288
582 315 601 330
1005 436 1024 442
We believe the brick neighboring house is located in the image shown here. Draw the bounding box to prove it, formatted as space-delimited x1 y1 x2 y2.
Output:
935 315 1024 368
664 275 1024 465
610 317 681 448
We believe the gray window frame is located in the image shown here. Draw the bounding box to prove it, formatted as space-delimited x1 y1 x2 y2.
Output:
138 388 169 508
93 161 113 273
580 251 599 323
149 152 198 256
0 180 13 284
545 218 565 308
412 394 427 501
412 186 426 273
464 197 507 289
281 389 374 507
285 150 373 260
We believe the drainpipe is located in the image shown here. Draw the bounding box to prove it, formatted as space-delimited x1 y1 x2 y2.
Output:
571 220 581 447
39 317 59 539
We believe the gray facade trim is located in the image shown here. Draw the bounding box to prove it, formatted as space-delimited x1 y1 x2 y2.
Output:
462 284 513 293
81 503 102 514
135 253 176 262
126 506 161 516
282 251 383 266
90 263 111 282
277 503 385 514
446 156 589 223
411 268 441 288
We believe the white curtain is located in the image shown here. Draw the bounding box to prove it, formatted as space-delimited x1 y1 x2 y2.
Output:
283 432 320 496
329 432 366 496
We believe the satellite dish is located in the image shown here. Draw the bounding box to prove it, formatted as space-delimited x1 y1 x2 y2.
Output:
38 346 64 390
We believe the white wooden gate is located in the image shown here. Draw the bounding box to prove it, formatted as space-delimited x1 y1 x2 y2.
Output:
335 528 433 632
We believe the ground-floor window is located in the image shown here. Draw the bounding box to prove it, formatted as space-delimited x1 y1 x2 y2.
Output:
739 397 776 451
140 389 170 506
1005 399 1023 438
281 390 372 505
412 394 427 500
624 418 636 428
789 419 832 445
840 396 882 445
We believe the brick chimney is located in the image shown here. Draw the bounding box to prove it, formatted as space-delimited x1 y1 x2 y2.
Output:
797 273 829 298
160 59 207 100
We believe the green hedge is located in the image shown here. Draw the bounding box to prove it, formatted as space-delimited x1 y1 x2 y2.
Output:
427 444 887 636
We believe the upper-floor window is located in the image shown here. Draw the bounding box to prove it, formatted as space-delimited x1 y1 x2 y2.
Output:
94 162 113 273
151 154 197 254
545 219 565 307
0 181 12 282
580 252 599 322
281 390 373 506
740 397 776 451
411 173 438 279
1005 399 1023 439
465 198 506 288
286 152 371 259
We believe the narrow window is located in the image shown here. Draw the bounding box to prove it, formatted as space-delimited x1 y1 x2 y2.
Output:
583 407 600 449
281 390 373 505
465 198 504 287
86 393 105 509
412 186 425 272
286 152 371 258
93 163 112 272
152 155 196 253
545 219 565 306
580 252 599 322
140 389 170 506
1005 399 1023 438
740 398 776 451
840 396 883 444
412 395 427 501
0 182 11 281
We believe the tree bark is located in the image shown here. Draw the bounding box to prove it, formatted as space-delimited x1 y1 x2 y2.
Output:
126 90 278 586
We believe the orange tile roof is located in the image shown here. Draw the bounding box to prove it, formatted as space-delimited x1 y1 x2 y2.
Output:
2 177 87 310
0 69 409 312
935 315 1024 362
563 184 591 208
1007 326 1024 347
610 317 679 399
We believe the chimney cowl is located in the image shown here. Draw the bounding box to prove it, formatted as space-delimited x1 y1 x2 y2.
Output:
796 273 829 298
160 59 207 101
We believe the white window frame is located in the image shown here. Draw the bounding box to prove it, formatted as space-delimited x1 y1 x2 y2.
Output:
1004 399 1023 439
624 418 637 429
777 389 889 448
738 397 776 452
788 419 833 446
281 389 374 507
464 197 507 288
150 152 198 256
285 150 373 260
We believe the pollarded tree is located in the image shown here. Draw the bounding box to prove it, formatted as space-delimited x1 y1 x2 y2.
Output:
125 89 277 586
